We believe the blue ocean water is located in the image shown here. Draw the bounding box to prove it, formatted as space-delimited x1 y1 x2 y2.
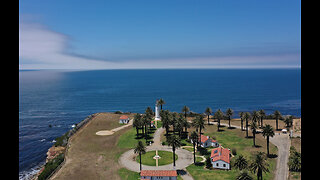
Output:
19 69 300 178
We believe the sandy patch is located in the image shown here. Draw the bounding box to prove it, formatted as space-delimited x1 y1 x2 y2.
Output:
95 130 114 136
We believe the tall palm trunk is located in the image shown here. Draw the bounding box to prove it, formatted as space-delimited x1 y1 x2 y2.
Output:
276 118 279 130
173 146 176 167
228 117 231 128
193 143 196 164
184 112 187 119
253 131 256 147
267 136 270 156
139 153 142 171
246 119 248 138
241 118 243 131
260 117 263 127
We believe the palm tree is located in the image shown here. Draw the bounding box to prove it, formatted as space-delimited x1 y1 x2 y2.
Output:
262 125 275 156
167 135 181 167
243 112 251 138
191 115 205 146
145 107 153 128
134 141 146 171
160 110 171 136
249 152 269 180
258 110 266 128
214 109 224 132
205 107 213 125
226 108 234 128
273 110 281 130
133 113 142 136
234 155 248 170
250 121 258 147
158 98 165 110
239 112 244 131
236 170 253 180
182 117 190 133
284 116 293 128
182 106 190 119
190 131 198 164
252 111 260 124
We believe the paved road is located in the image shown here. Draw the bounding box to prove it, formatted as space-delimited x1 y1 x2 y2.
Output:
270 134 291 180
118 127 194 180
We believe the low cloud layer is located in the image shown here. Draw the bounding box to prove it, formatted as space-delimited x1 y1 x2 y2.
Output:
19 22 300 70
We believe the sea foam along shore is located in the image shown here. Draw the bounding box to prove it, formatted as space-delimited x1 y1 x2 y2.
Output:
21 113 98 180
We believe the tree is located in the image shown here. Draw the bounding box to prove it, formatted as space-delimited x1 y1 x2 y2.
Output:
167 135 181 167
226 108 234 128
133 113 142 137
190 131 198 164
134 141 146 171
205 156 212 169
161 110 171 136
284 116 293 128
250 121 258 147
234 155 248 171
239 112 244 131
274 110 281 130
182 106 190 119
243 112 251 138
158 98 165 110
192 115 205 146
249 152 269 180
262 125 275 156
182 117 190 133
258 110 266 128
214 109 224 132
145 107 153 128
205 107 213 125
252 111 260 124
176 114 184 138
236 170 254 180
288 146 301 172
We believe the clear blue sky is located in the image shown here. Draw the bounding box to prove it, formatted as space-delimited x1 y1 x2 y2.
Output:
19 0 301 69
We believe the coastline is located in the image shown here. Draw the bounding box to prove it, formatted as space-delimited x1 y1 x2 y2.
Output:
28 113 99 180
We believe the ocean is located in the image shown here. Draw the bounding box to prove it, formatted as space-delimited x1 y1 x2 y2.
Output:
19 69 301 179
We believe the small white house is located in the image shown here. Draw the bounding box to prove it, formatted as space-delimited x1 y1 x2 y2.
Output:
210 147 231 170
140 170 177 180
191 135 219 148
282 129 288 134
119 115 130 124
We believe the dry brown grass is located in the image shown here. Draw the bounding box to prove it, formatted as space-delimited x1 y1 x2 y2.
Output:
50 112 134 180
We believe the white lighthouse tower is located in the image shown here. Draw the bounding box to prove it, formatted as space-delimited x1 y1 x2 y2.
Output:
155 100 161 120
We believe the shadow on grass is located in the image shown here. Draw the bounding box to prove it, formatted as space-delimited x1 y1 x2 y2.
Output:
228 127 236 129
177 169 187 175
253 145 262 148
217 129 225 132
197 147 210 156
195 162 205 166
267 154 278 158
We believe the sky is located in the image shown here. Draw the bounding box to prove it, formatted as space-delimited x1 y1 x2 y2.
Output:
19 0 301 70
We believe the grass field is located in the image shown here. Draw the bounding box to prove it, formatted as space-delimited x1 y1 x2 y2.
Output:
184 121 277 180
135 150 178 166
50 113 136 180
118 168 140 180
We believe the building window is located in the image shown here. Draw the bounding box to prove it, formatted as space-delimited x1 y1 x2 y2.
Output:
223 164 226 167
216 163 219 166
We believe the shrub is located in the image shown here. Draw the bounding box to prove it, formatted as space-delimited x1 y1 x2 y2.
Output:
232 148 237 156
115 111 123 114
38 153 65 180
54 132 69 147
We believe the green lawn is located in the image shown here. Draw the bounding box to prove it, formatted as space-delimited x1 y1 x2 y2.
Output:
186 124 277 180
118 168 140 180
135 150 178 166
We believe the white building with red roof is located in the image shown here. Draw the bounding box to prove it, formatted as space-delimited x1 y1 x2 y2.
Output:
140 170 177 180
210 147 231 170
119 115 130 124
191 134 219 148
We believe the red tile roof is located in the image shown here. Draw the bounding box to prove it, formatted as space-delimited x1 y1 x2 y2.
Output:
199 135 209 143
140 170 177 177
211 147 230 163
119 115 129 119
